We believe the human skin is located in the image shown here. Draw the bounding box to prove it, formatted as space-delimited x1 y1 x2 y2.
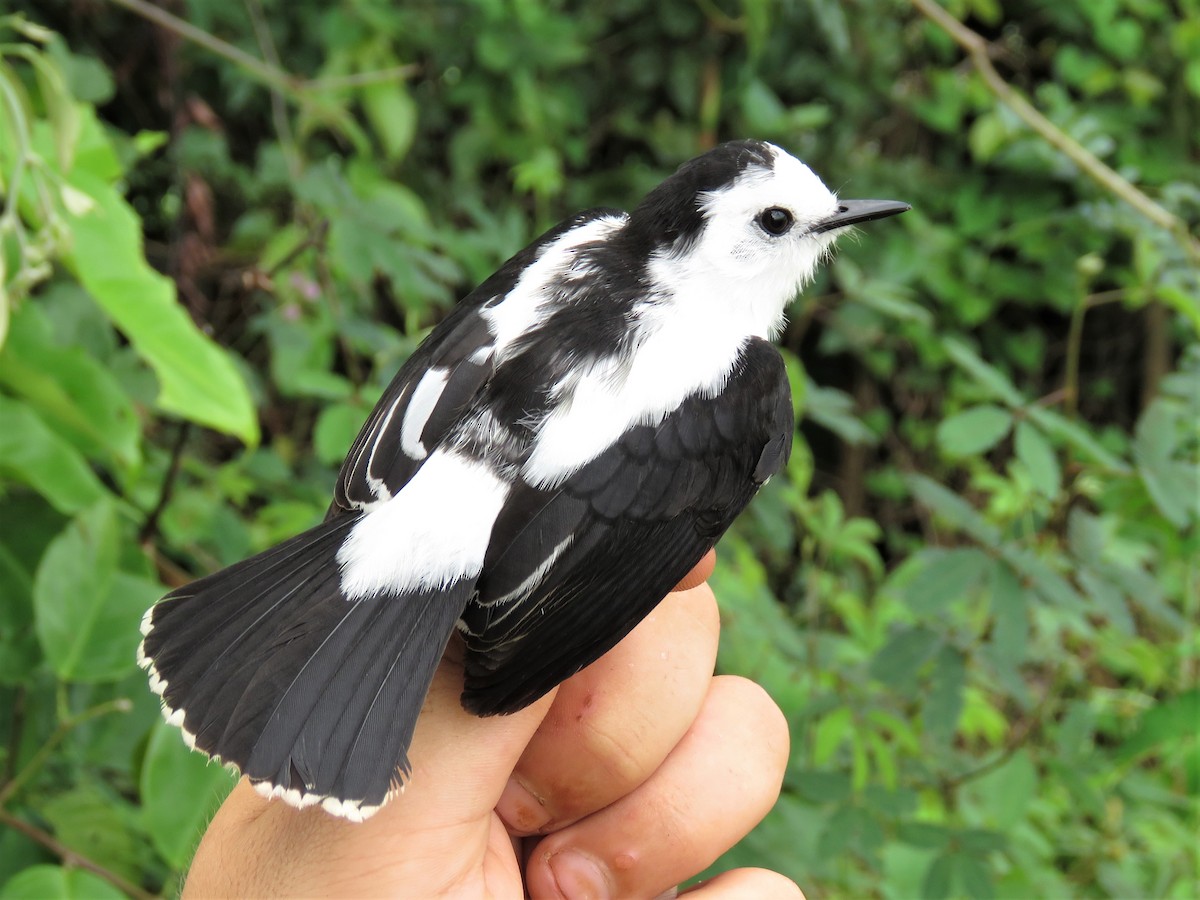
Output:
182 552 803 899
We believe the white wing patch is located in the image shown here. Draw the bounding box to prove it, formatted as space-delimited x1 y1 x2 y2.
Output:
482 214 626 361
337 452 510 600
399 367 450 461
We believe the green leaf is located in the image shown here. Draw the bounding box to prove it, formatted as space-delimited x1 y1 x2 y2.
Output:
897 821 952 849
906 474 1002 547
40 786 144 884
58 119 257 445
988 560 1029 664
313 401 368 465
922 852 957 900
0 495 63 682
936 404 1013 457
870 626 941 687
0 396 107 514
1118 690 1200 761
804 383 878 446
1133 397 1197 527
0 865 125 900
361 79 417 162
969 749 1038 827
924 645 965 744
792 770 851 804
1013 420 1060 497
955 852 997 899
32 501 158 682
942 337 1024 406
0 303 139 467
903 547 990 614
1024 406 1130 473
140 720 236 869
813 706 853 766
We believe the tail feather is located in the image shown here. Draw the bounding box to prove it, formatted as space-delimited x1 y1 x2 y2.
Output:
139 516 471 820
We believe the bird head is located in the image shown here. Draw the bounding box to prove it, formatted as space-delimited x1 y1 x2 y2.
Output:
628 140 909 337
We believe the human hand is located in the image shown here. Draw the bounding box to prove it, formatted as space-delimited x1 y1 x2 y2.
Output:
182 556 801 898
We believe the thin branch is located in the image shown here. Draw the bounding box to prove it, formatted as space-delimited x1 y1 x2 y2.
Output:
243 0 301 181
0 810 156 900
909 0 1200 263
139 422 191 545
0 699 132 810
104 0 416 103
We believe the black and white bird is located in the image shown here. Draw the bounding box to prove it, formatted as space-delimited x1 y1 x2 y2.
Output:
139 139 908 821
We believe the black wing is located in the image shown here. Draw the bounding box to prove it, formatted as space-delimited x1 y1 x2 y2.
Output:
460 337 793 715
330 208 624 515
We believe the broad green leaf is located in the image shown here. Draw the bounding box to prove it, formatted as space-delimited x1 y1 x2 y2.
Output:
792 770 851 804
922 852 957 900
969 750 1038 827
0 865 124 900
903 547 990 614
140 720 236 869
56 117 257 445
313 400 369 465
955 852 997 899
40 786 143 884
804 383 878 446
1133 397 1197 527
988 561 1028 664
942 337 1024 406
0 495 63 682
0 395 107 513
32 501 157 682
816 804 858 859
1118 690 1200 761
906 474 1002 547
870 626 941 687
1013 420 1060 497
813 706 853 766
1024 406 1130 472
897 821 952 850
361 79 417 162
936 404 1012 457
924 645 965 744
0 303 139 467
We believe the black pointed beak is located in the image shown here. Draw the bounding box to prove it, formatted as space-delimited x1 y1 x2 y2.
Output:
812 199 911 234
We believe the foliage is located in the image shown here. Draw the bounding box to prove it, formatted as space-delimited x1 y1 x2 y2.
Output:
1 1 1196 897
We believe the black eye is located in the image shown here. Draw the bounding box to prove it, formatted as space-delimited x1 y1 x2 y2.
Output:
757 207 794 236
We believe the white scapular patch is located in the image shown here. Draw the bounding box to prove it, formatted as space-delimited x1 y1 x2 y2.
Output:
337 451 510 600
481 213 626 359
399 367 449 460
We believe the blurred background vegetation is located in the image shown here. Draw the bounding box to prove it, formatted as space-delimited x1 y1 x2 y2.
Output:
1 0 1197 897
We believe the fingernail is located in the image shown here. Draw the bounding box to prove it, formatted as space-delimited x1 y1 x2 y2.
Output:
548 849 612 900
496 776 552 835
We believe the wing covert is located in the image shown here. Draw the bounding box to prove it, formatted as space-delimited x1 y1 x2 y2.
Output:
461 337 793 714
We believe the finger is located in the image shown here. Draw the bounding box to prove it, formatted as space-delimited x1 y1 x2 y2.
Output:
682 868 805 899
524 676 790 900
497 583 720 835
188 655 556 896
672 548 716 592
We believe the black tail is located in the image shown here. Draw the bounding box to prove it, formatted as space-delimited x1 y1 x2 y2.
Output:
139 516 470 820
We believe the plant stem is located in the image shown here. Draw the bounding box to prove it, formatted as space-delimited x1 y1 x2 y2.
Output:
909 0 1200 263
104 0 416 104
0 698 132 810
0 810 156 900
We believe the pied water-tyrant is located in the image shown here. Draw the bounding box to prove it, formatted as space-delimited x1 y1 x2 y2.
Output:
140 139 909 821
